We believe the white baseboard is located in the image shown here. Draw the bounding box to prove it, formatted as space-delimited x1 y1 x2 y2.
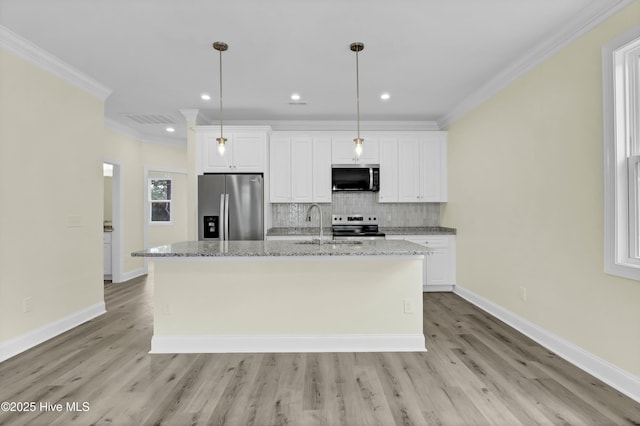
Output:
150 333 426 354
454 285 640 404
424 284 455 292
0 302 106 363
117 267 146 283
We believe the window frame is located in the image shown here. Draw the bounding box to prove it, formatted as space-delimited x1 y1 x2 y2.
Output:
603 25 640 280
148 177 173 225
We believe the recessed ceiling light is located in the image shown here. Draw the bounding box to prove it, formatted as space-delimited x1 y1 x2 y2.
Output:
201 93 211 101
165 127 175 133
380 93 391 100
290 93 301 101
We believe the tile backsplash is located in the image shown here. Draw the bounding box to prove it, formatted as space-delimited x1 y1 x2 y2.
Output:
271 192 441 227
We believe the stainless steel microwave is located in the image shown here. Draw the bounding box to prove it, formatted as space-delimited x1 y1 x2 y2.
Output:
331 164 380 192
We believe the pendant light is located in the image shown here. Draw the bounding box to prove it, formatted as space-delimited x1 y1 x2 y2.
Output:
350 42 364 158
213 41 228 156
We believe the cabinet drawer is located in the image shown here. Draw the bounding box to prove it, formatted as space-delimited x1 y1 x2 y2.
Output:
405 236 448 247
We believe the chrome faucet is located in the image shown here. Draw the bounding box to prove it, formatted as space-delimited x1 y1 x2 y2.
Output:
306 203 323 244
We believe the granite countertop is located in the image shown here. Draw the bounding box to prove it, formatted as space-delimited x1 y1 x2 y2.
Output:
380 226 456 235
266 227 333 236
266 226 456 236
131 240 431 258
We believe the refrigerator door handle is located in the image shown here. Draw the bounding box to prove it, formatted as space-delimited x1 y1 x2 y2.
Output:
224 193 230 241
219 193 225 240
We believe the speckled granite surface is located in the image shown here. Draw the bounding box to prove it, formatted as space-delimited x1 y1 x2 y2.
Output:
266 226 456 236
266 227 333 236
380 226 456 235
132 240 431 258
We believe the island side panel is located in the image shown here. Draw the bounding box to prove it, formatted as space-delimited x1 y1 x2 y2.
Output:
151 257 425 353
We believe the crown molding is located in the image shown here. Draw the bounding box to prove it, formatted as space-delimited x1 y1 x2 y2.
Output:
105 118 186 148
179 108 201 123
196 120 439 132
0 25 112 101
437 0 636 129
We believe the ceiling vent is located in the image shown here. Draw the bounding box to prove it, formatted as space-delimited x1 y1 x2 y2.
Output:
124 114 176 124
288 101 308 106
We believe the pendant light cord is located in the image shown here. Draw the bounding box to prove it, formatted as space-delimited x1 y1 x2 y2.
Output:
218 48 224 139
355 48 360 140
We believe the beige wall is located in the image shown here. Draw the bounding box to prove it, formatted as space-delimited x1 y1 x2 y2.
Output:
0 47 105 343
442 2 640 377
103 128 187 276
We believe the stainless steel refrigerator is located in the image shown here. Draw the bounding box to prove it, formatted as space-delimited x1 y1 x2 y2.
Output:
198 174 264 241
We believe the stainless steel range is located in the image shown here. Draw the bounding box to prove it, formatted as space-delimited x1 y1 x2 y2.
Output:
331 214 386 240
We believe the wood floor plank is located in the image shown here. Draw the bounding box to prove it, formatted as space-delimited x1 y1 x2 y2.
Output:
0 278 639 426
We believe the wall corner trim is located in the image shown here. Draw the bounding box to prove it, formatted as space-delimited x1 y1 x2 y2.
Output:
0 25 112 101
454 285 640 404
0 302 106 363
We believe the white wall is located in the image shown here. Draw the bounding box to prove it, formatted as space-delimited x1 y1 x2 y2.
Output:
0 46 105 347
442 2 640 378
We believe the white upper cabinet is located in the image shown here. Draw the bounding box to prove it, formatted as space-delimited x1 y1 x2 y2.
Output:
268 130 446 204
378 137 399 203
196 126 269 174
269 137 292 202
331 136 379 164
269 134 332 203
312 137 332 203
290 137 313 202
398 133 447 202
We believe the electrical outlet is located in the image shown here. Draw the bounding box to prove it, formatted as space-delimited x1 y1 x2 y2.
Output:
403 298 414 314
520 286 527 302
23 297 32 313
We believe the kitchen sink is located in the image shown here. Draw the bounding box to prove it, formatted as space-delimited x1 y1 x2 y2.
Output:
293 240 363 245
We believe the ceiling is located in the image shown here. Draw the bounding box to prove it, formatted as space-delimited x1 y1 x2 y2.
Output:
0 0 628 144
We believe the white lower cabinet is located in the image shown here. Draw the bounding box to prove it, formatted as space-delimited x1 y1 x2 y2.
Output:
386 234 456 291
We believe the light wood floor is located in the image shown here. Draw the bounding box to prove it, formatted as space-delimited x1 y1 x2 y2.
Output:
0 276 639 426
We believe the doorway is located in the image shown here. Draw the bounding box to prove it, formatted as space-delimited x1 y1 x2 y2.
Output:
103 161 122 283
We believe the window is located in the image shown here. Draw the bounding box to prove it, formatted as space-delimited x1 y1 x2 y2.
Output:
603 25 640 280
149 178 172 223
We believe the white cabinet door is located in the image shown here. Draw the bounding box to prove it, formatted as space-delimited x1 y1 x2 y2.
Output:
397 137 421 202
378 137 398 202
269 137 292 202
387 234 455 291
397 135 447 202
419 134 447 202
200 131 266 173
232 133 266 172
291 137 313 202
407 236 449 287
331 137 379 164
312 137 332 202
202 133 233 172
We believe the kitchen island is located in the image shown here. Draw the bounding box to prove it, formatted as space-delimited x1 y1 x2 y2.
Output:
132 240 429 353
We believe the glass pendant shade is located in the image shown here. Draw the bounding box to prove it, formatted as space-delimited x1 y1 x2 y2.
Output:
216 137 227 155
354 137 363 157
